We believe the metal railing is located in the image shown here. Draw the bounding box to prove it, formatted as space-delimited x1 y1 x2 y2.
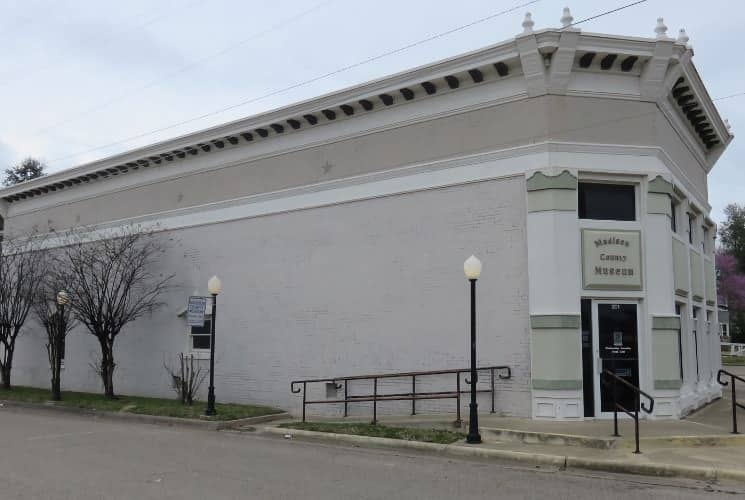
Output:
717 369 745 434
602 369 654 453
721 343 745 357
290 365 511 424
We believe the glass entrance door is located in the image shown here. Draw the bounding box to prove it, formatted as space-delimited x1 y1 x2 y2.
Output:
594 302 639 416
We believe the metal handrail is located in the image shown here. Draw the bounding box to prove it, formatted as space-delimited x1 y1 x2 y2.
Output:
717 369 745 434
290 365 511 424
602 369 654 453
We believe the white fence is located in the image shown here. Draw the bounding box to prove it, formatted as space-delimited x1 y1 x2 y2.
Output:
721 342 745 357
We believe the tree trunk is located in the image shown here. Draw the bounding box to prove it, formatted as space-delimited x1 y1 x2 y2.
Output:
51 364 61 401
1 343 14 390
1 364 10 390
99 337 116 399
51 342 61 401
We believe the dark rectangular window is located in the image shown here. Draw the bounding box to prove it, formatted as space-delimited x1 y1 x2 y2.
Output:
670 199 677 232
578 183 635 221
688 214 695 244
191 319 211 350
675 303 683 381
692 307 700 381
702 226 708 253
580 299 594 417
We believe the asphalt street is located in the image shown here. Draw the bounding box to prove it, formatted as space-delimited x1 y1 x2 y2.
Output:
0 406 742 499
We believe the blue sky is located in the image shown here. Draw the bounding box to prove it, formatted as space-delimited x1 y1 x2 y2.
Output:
0 0 742 222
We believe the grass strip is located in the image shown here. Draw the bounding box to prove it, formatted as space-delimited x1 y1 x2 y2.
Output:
0 385 283 421
279 421 465 444
722 355 745 366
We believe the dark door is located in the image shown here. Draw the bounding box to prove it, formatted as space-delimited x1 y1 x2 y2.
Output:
598 303 639 413
581 299 594 417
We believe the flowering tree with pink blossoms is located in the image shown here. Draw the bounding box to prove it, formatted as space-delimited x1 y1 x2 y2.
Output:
716 252 745 311
718 203 745 341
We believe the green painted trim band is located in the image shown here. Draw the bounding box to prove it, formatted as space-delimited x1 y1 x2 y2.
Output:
706 300 715 306
532 379 583 390
692 294 704 302
526 170 577 192
647 175 673 195
527 189 577 212
652 316 681 330
647 193 672 216
654 379 682 390
530 315 581 329
675 289 689 297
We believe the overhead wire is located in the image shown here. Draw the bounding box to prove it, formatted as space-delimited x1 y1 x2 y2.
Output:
714 92 745 102
44 0 543 165
0 0 209 87
42 0 651 166
32 0 336 136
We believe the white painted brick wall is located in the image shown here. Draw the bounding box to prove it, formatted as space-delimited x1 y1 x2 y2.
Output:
12 176 531 417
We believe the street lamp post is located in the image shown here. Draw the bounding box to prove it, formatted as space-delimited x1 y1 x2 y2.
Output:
205 275 222 416
463 255 482 444
54 291 69 401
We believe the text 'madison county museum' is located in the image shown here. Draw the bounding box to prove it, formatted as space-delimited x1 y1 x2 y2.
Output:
2 11 732 420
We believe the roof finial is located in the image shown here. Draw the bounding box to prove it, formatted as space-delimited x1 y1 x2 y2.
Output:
725 119 732 134
677 28 690 48
655 17 668 39
522 12 534 34
561 7 574 28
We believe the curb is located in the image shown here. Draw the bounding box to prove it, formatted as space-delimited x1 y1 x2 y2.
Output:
482 427 616 449
265 426 745 483
481 426 745 450
262 427 567 468
0 399 289 431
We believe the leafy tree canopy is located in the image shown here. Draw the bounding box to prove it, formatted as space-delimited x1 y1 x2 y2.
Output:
720 203 745 272
3 157 46 186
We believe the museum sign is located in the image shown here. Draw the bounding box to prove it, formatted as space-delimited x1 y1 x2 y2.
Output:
581 229 642 290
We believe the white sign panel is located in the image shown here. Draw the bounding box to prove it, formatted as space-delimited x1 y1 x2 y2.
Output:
581 229 642 290
187 296 207 327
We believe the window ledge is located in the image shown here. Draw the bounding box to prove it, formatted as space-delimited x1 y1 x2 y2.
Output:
188 350 211 360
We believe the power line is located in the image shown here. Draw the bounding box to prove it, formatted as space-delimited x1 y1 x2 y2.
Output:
46 0 648 166
32 0 335 137
714 92 745 102
0 0 208 87
562 0 647 29
46 0 541 165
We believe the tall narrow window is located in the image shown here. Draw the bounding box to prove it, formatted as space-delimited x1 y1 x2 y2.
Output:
702 226 709 253
688 214 695 245
191 318 212 350
670 199 678 232
675 304 684 381
578 183 636 221
692 307 700 382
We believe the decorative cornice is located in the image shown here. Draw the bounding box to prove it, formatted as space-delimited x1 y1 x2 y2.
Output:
0 25 729 205
526 170 577 191
647 175 673 195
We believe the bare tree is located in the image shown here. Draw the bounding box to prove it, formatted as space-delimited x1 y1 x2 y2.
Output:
0 233 48 389
33 279 76 401
53 225 174 399
164 353 207 405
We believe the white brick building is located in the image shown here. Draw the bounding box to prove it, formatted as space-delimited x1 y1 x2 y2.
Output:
3 15 731 420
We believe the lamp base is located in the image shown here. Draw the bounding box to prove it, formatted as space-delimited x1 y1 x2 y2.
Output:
466 402 481 443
